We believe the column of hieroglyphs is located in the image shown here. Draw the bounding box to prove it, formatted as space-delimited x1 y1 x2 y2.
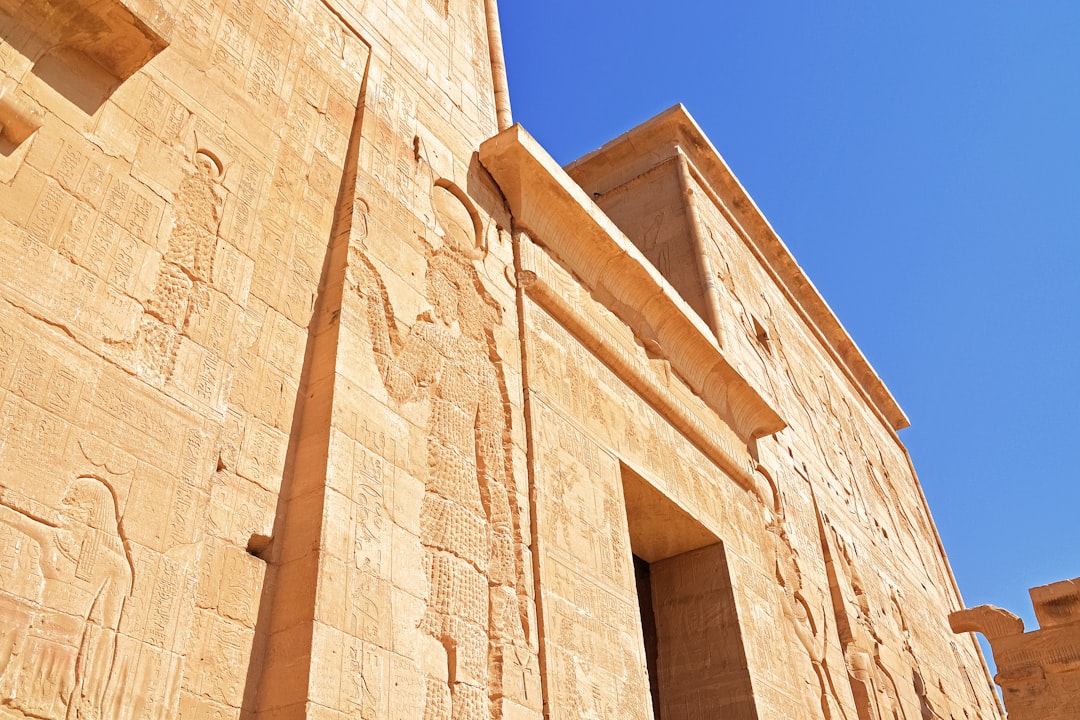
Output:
682 150 999 720
691 192 996 720
512 229 777 719
0 0 1008 718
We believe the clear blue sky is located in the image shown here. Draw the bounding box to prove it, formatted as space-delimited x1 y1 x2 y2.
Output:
499 1 1080 637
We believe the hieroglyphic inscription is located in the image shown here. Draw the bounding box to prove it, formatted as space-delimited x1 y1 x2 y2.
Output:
333 427 395 648
108 149 223 384
530 398 652 720
760 474 854 720
520 234 755 469
821 514 916 720
531 400 628 591
0 0 1004 715
698 199 949 586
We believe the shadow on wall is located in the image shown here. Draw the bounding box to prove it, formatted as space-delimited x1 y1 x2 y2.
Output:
0 0 172 117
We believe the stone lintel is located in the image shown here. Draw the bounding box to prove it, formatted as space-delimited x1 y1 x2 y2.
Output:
567 104 910 432
479 123 786 442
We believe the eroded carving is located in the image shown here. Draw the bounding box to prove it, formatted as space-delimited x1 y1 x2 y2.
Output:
106 149 224 383
0 13 1002 719
762 471 850 720
821 515 915 720
0 475 133 719
349 180 529 720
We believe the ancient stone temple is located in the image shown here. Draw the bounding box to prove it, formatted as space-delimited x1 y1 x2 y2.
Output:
951 577 1080 720
0 0 1005 718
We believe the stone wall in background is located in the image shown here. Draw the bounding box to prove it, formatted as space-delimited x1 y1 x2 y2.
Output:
952 576 1080 720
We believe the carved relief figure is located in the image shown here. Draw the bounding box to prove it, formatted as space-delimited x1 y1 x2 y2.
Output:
349 181 528 720
0 475 133 719
762 471 849 720
949 641 984 718
821 517 910 720
112 148 224 382
704 228 780 398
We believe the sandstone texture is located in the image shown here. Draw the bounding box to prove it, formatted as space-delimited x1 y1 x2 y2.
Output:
952 577 1080 720
0 0 1005 718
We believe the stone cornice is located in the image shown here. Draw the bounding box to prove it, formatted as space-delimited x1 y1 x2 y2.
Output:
567 105 910 432
479 124 786 443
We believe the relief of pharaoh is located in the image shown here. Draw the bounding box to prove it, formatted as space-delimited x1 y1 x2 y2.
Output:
0 475 132 720
349 181 528 720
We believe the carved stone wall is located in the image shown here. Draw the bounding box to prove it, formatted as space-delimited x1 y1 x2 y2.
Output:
0 2 1002 719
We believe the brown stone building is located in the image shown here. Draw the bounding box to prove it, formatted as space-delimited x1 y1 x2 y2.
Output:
0 0 1004 718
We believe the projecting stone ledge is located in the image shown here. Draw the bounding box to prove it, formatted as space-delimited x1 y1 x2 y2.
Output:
0 0 172 83
951 576 1080 720
0 86 42 145
479 123 786 444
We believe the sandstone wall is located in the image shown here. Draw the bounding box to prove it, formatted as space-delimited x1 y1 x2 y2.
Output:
488 114 1006 719
0 1 1001 719
0 0 535 717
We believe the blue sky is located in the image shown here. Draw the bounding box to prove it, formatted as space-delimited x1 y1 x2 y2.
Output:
499 1 1080 636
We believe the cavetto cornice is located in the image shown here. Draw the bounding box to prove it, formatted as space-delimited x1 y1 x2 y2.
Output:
566 104 909 432
479 124 787 443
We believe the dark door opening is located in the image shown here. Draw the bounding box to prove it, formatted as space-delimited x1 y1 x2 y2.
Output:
634 554 661 720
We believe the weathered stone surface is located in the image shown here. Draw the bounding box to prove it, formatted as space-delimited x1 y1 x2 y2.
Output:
0 1 1002 719
952 577 1080 720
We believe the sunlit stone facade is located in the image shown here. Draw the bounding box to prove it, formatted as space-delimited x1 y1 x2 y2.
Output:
0 1 1003 717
